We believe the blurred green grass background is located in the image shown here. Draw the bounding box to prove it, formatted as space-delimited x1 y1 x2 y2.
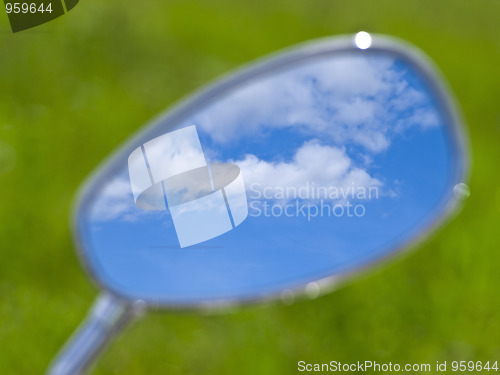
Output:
0 0 499 373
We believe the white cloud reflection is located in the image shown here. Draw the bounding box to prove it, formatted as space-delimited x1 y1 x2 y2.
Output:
90 175 142 222
91 54 439 222
195 55 439 152
92 141 380 222
235 141 380 202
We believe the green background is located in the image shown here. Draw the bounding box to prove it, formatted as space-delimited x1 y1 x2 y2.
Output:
0 0 499 373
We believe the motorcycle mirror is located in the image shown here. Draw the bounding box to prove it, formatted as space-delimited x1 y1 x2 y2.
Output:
48 33 470 375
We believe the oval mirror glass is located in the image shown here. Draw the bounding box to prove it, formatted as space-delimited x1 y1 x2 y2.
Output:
75 35 469 307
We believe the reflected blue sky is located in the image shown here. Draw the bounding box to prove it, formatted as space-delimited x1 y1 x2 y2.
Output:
82 52 455 303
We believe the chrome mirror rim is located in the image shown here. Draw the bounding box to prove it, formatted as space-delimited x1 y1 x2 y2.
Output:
73 33 471 310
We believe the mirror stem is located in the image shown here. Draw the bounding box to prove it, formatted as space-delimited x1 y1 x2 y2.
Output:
47 293 145 375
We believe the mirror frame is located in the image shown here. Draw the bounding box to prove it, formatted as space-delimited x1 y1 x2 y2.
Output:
73 33 471 310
